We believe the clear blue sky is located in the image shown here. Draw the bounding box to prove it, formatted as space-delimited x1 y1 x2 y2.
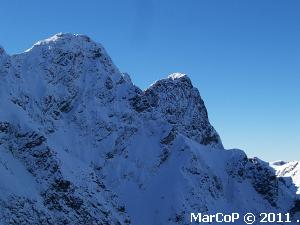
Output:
1 0 299 162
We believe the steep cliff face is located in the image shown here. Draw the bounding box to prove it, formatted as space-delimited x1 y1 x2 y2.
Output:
0 33 299 225
143 73 222 148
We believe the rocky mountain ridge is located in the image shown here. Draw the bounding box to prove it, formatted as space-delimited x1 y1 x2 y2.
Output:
0 33 299 225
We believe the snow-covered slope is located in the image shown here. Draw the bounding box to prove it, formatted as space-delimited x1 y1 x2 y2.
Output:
0 33 299 225
272 161 300 194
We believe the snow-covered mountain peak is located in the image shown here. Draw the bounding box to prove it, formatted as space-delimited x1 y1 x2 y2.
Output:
22 33 119 78
27 33 103 53
1 34 299 225
163 72 193 88
168 72 189 80
0 34 133 136
142 73 223 148
165 72 192 85
6 33 124 95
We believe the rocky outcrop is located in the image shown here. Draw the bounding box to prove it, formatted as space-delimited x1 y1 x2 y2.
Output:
130 73 223 148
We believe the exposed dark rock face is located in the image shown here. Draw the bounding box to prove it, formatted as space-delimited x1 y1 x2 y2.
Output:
290 200 300 216
131 73 223 148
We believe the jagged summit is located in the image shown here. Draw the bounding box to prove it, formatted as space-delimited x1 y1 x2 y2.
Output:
3 33 123 99
0 33 110 75
154 72 192 86
26 33 102 52
145 73 223 148
22 33 118 76
168 72 188 80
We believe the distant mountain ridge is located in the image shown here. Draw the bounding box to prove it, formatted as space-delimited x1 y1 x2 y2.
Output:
0 33 299 225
